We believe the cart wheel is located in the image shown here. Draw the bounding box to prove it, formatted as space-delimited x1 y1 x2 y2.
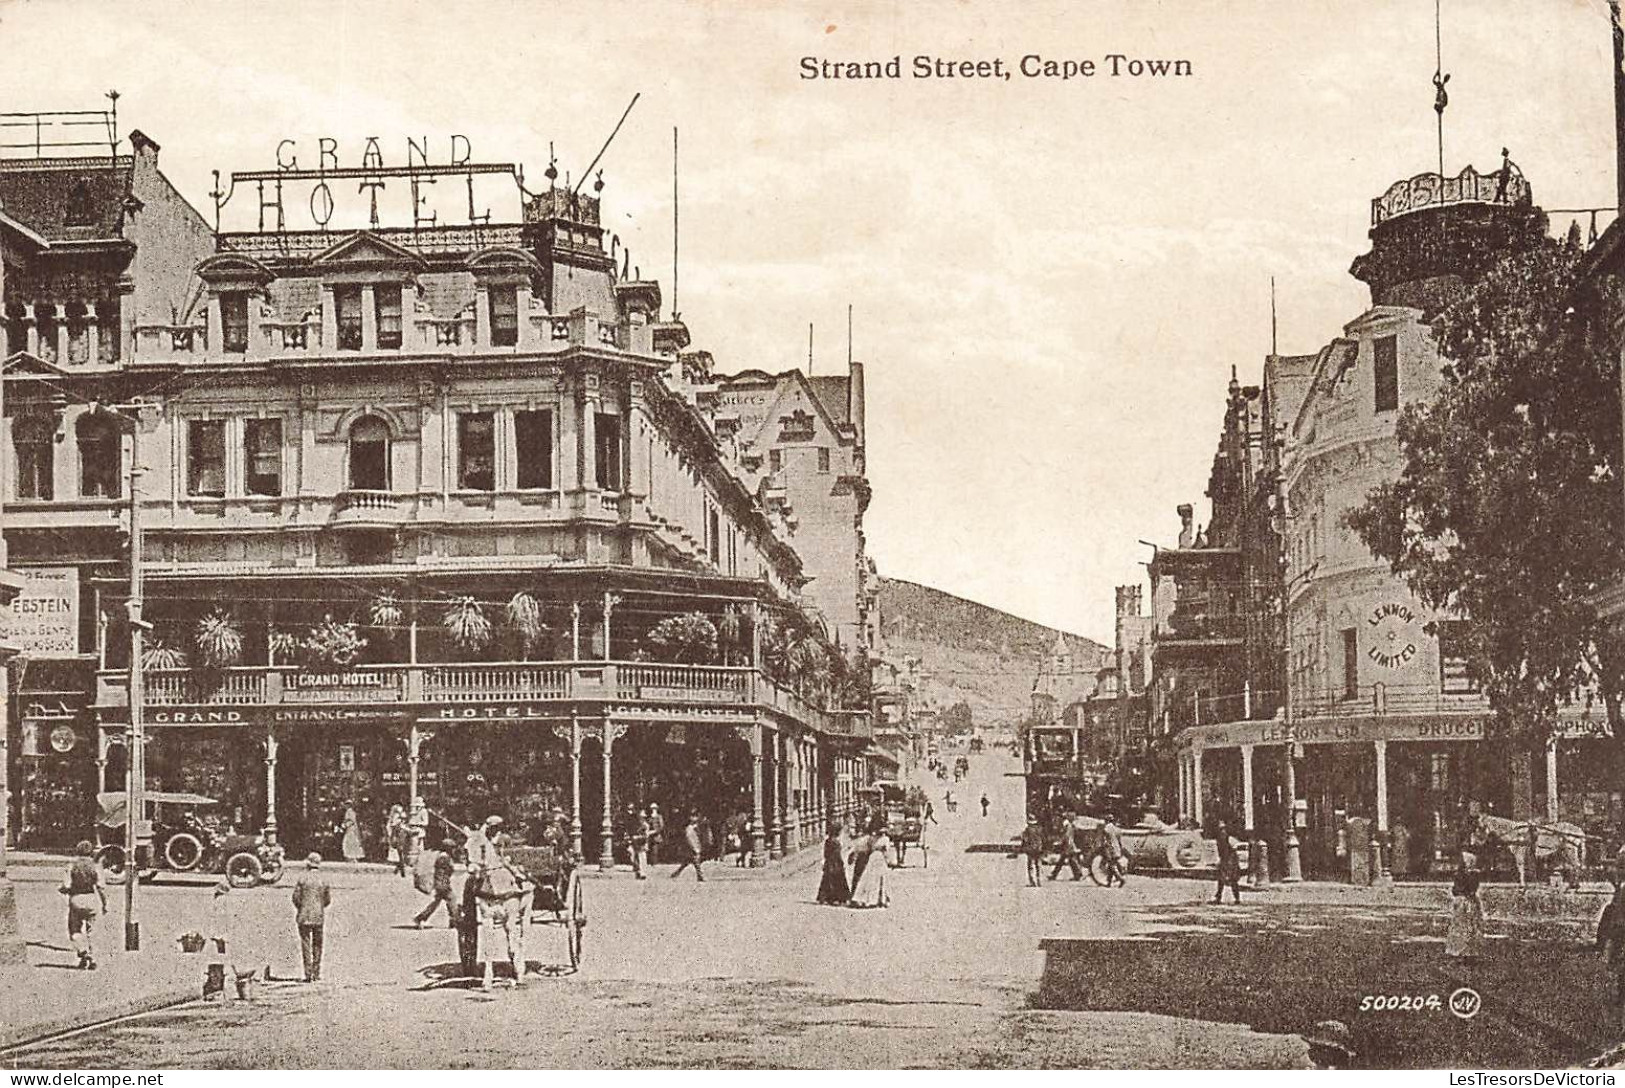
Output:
259 854 285 885
1088 851 1110 887
566 869 585 970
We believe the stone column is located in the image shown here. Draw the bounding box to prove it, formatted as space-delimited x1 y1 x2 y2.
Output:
1373 738 1391 885
95 729 112 795
1283 743 1303 883
749 722 767 866
1240 744 1255 834
569 713 584 858
263 728 279 841
1546 740 1560 822
598 721 626 871
777 733 792 857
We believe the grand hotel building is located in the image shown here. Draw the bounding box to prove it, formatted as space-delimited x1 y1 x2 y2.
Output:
0 117 875 866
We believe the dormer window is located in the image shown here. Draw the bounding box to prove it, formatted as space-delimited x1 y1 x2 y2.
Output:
64 179 95 227
490 285 519 347
335 286 363 351
221 292 250 354
375 286 403 350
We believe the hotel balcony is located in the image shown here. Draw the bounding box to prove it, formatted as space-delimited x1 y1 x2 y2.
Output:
1154 611 1248 649
93 660 870 741
131 304 640 366
329 489 414 529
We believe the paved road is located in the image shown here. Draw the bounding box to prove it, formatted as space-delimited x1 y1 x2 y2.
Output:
8 751 1616 1068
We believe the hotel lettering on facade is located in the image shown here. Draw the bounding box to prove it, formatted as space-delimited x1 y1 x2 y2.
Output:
0 117 877 864
1147 161 1619 880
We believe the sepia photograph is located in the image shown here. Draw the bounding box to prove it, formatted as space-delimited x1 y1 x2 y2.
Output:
2 0 1625 1074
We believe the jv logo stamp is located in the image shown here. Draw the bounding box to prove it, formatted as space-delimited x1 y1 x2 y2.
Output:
1449 987 1482 1020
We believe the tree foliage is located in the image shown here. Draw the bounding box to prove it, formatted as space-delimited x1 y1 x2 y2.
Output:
1344 234 1625 744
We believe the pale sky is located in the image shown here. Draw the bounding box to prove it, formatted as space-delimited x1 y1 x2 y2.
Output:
2 0 1614 642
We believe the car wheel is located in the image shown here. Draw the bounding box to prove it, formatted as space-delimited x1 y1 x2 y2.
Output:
164 832 204 872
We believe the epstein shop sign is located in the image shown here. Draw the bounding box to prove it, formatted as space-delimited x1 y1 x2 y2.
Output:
0 566 78 656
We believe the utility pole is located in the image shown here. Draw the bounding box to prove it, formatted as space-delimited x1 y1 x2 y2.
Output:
0 236 25 965
122 422 148 950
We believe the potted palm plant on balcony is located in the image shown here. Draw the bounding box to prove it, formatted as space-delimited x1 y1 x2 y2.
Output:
647 612 718 665
300 616 368 669
504 591 549 660
194 609 245 671
141 638 188 672
442 596 493 655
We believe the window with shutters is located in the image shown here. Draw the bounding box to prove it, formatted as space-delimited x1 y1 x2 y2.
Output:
514 409 553 489
77 414 120 499
1341 628 1359 699
595 413 623 491
13 415 53 500
490 285 519 347
375 286 403 350
221 292 250 354
1437 620 1480 694
349 416 390 491
187 420 226 498
335 286 363 351
769 448 782 474
244 418 282 497
817 447 831 473
458 412 496 491
1374 335 1399 413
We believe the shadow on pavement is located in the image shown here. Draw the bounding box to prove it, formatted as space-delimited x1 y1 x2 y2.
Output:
1029 901 1612 1069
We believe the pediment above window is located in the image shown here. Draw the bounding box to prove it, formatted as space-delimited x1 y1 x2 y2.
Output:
195 253 275 290
467 246 543 285
310 230 428 276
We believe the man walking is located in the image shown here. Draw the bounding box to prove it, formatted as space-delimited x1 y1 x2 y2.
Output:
670 815 706 882
291 852 332 982
980 793 990 818
59 841 106 970
1213 819 1243 905
628 807 651 880
647 803 666 864
1101 813 1128 887
1019 816 1045 887
475 834 532 991
1049 811 1084 882
414 838 460 928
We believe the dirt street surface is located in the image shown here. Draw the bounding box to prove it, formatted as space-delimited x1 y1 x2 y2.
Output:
7 752 1619 1069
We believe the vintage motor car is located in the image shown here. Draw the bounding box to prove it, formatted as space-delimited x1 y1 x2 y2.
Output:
94 791 286 887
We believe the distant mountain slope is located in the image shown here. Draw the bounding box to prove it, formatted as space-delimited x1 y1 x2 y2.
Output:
877 578 1110 730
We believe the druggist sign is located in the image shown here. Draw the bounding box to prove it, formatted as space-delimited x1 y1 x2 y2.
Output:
0 567 78 656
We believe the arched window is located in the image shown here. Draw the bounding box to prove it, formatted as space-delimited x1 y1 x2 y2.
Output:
13 414 54 500
76 413 121 498
348 416 390 491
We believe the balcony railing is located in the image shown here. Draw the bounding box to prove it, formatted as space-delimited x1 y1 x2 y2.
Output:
100 660 854 737
1158 613 1248 643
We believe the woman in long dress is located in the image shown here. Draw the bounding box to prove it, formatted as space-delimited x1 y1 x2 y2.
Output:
1445 850 1485 958
850 832 891 909
816 823 851 905
341 805 364 863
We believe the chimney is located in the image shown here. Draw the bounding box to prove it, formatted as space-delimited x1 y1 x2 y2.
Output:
1176 504 1194 549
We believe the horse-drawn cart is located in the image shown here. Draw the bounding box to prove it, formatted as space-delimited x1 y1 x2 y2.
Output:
505 843 586 970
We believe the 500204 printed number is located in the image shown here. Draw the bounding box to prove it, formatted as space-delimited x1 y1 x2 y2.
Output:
1359 995 1443 1012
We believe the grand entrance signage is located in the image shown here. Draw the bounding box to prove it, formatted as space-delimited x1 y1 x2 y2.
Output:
273 706 410 724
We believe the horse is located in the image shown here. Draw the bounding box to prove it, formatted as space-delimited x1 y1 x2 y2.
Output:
1476 813 1588 887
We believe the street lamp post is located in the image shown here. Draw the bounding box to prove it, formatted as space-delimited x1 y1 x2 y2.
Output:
123 430 147 951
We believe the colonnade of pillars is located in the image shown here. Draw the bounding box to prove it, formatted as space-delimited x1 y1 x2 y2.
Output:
97 715 868 868
1177 738 1570 885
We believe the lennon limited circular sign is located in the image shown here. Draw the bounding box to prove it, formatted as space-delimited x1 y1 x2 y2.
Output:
1367 602 1422 669
48 724 78 754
